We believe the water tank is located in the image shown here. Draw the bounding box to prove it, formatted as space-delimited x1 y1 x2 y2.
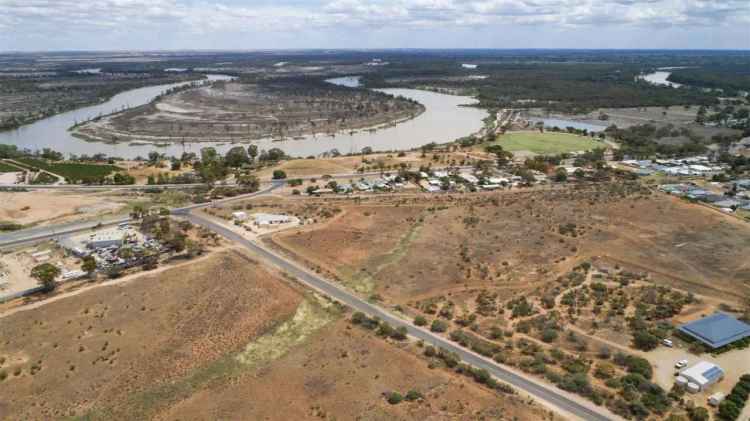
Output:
686 382 701 393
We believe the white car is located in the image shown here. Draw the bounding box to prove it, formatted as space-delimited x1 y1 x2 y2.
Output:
675 359 688 369
662 339 674 347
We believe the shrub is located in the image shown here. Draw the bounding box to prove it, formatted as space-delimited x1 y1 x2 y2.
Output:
386 391 403 405
430 319 448 333
541 328 559 343
391 326 408 341
376 322 395 338
594 362 616 379
351 312 367 325
424 346 437 357
272 170 287 179
405 389 423 401
414 315 428 326
688 406 709 421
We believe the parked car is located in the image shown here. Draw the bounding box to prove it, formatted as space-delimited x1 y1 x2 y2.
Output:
675 359 688 369
663 339 674 347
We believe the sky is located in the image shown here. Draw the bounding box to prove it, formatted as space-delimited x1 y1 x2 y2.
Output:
1 0 748 51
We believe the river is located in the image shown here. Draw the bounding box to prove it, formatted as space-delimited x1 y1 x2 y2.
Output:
639 69 685 88
0 75 486 159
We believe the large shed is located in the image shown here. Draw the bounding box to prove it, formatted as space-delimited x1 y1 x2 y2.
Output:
678 312 750 349
679 361 725 392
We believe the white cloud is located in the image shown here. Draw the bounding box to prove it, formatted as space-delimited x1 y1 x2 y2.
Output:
0 0 747 49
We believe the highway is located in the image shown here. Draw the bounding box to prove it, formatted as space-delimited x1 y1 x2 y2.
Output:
0 182 283 248
184 211 618 421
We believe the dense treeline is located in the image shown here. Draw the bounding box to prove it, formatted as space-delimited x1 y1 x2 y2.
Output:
669 64 750 95
604 124 708 158
363 62 718 114
0 73 198 131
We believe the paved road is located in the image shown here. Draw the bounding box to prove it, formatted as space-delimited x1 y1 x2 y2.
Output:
185 211 617 421
0 183 208 190
0 216 131 248
0 182 283 248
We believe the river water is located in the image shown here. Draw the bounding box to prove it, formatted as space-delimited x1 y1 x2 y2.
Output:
0 75 486 159
639 70 683 88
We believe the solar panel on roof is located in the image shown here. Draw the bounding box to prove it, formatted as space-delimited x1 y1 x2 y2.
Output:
702 366 724 382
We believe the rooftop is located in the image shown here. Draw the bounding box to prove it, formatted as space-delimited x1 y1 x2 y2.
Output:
678 312 750 349
681 361 724 385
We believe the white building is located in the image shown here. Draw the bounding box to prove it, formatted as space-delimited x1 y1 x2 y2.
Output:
459 173 479 184
253 213 292 227
232 211 248 221
87 229 126 249
678 361 724 392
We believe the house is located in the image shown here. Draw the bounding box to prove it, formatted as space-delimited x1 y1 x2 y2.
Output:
678 312 750 349
459 173 479 184
712 199 742 209
676 361 724 392
232 211 248 221
253 213 292 227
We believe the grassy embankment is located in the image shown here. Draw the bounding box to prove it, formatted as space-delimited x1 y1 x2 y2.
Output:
0 162 21 172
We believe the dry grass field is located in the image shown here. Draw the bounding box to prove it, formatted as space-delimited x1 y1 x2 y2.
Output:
0 190 128 227
0 246 553 421
157 319 554 421
270 182 750 307
0 250 302 420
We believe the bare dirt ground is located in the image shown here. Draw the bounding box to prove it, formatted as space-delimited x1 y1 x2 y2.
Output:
73 81 424 144
254 150 466 180
118 160 195 184
156 319 554 421
270 184 750 307
0 250 302 420
264 183 750 419
0 190 128 226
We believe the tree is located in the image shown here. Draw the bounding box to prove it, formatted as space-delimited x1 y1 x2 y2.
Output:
554 167 568 182
718 400 740 420
632 330 660 351
81 256 97 278
247 144 258 162
31 263 61 293
225 146 249 168
237 175 260 191
272 170 287 180
414 315 428 326
185 239 204 258
687 406 709 421
485 144 513 166
130 205 146 220
168 234 187 254
541 328 559 343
